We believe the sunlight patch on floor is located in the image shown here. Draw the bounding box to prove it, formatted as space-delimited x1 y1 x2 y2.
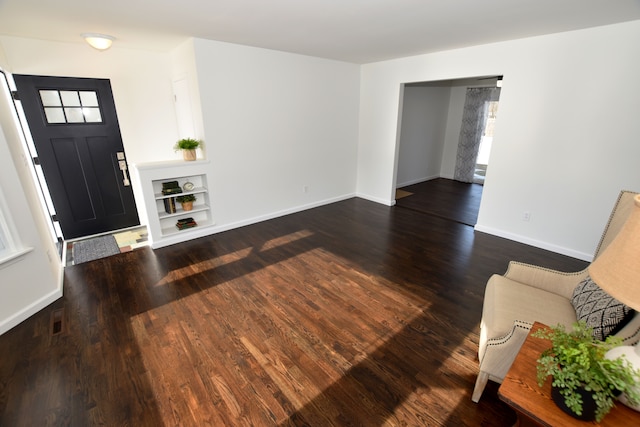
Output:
136 242 439 425
259 229 315 251
155 230 316 286
154 246 254 286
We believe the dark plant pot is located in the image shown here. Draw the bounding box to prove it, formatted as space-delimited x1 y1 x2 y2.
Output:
551 385 597 421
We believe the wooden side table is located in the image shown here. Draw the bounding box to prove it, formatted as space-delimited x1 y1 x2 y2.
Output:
498 322 640 426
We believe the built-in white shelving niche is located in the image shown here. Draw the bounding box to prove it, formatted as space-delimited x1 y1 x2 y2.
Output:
133 160 215 249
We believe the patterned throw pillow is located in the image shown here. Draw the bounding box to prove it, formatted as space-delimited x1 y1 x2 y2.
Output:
571 276 635 341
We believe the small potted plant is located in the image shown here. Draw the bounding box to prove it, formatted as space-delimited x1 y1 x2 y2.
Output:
533 321 640 422
175 194 196 211
173 137 202 161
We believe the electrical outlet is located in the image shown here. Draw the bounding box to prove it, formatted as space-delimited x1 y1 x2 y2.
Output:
303 185 309 193
522 211 531 222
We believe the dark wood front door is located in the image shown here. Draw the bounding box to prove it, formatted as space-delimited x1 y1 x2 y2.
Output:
13 74 139 239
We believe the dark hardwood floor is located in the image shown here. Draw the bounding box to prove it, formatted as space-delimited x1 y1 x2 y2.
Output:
0 186 588 426
396 179 483 226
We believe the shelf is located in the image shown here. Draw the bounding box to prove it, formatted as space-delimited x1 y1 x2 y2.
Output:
154 187 207 200
158 204 210 220
161 218 214 237
133 161 216 248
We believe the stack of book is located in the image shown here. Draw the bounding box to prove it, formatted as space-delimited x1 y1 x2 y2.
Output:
176 217 198 230
163 197 177 214
162 181 183 214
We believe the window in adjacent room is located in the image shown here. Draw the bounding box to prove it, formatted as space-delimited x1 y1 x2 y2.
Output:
474 100 499 184
0 188 30 265
0 180 33 266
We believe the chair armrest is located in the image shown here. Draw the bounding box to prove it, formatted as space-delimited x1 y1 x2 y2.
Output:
503 261 588 300
479 320 533 380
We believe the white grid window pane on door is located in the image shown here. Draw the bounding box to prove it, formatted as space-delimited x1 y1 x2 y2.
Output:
83 107 102 122
39 89 102 124
79 91 98 106
39 90 61 106
43 107 66 123
64 107 84 123
60 90 80 106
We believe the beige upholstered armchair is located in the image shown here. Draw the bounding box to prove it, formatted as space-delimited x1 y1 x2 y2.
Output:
472 190 640 403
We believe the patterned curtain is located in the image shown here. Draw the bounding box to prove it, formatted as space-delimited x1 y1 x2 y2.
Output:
454 87 500 183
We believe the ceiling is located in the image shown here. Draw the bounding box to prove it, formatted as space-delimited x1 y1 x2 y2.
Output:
1 0 639 64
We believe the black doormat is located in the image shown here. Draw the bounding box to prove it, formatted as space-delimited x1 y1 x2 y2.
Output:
72 235 121 265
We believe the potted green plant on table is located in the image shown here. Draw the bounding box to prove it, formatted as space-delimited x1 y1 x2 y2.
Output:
176 194 196 211
173 137 202 161
533 321 640 422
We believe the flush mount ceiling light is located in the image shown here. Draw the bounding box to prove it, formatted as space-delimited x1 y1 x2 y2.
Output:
81 33 114 51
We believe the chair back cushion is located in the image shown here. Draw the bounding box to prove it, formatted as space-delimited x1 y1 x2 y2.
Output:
594 190 639 259
571 276 635 341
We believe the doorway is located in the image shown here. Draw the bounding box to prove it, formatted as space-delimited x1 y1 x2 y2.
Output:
13 75 139 240
395 76 502 224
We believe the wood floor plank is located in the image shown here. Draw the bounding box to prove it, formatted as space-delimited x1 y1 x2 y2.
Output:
0 182 589 426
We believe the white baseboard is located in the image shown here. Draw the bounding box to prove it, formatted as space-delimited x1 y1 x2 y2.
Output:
151 194 356 249
213 193 358 234
396 175 441 188
355 192 395 206
474 224 592 262
0 287 63 335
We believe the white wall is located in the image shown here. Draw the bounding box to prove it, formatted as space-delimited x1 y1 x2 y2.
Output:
358 20 640 260
0 50 62 333
170 39 206 153
192 39 360 229
396 86 450 187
